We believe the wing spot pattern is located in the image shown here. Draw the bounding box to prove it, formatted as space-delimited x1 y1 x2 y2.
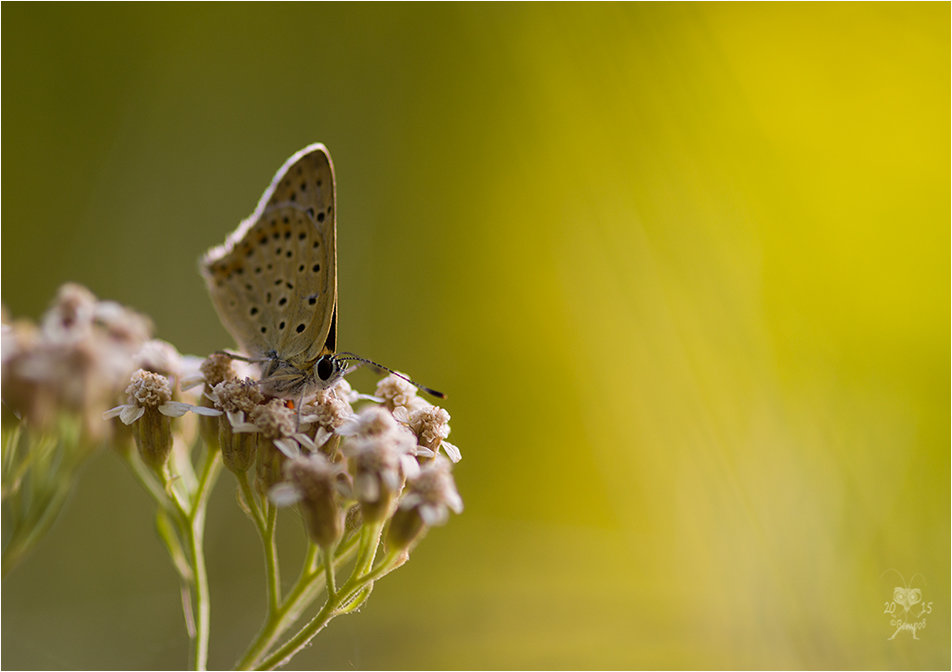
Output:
204 148 334 360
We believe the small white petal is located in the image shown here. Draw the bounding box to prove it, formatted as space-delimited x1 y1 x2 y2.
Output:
226 410 245 426
294 432 316 451
336 419 360 436
441 441 462 463
103 405 127 420
391 406 410 424
273 437 300 458
395 432 418 453
269 483 303 507
355 473 380 502
419 503 448 527
159 401 192 417
381 469 401 492
120 405 146 425
400 493 423 510
180 373 206 391
313 427 332 448
190 405 222 417
400 454 421 479
445 490 464 514
413 445 436 459
355 393 383 403
335 477 353 499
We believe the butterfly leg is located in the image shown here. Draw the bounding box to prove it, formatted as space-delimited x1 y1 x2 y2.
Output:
295 392 304 433
214 350 268 363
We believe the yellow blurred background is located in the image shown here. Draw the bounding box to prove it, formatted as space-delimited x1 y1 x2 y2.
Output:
2 3 948 669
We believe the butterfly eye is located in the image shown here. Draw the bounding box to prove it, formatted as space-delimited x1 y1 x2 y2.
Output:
315 355 338 383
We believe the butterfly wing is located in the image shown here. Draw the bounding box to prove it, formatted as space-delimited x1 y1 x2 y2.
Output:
201 144 337 365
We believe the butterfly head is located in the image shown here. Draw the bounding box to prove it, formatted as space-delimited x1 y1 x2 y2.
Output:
313 353 346 390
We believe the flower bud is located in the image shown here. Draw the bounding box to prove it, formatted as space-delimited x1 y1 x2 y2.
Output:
386 504 427 551
134 405 174 471
251 399 296 491
209 378 265 474
273 454 348 550
126 370 174 471
221 421 257 473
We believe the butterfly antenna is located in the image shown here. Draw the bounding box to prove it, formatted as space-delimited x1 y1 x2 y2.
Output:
334 352 445 399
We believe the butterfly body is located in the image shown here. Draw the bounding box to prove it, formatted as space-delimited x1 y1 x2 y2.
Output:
202 144 343 398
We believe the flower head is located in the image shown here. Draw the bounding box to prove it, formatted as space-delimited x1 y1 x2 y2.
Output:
3 284 155 439
402 403 461 463
105 369 210 425
182 352 258 392
199 352 238 388
339 405 414 444
133 339 184 381
209 378 265 426
341 406 422 522
374 373 427 413
205 377 265 472
299 386 356 451
103 369 218 470
387 457 463 550
270 453 350 549
249 398 296 439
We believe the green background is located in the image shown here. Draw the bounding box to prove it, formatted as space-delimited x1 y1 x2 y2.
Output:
2 3 948 669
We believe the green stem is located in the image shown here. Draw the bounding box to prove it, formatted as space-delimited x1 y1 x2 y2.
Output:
322 546 337 599
233 533 361 670
255 592 340 670
186 514 209 671
236 472 281 614
253 540 406 671
124 452 177 516
187 448 221 671
236 471 265 529
264 503 280 614
304 542 321 574
352 521 383 578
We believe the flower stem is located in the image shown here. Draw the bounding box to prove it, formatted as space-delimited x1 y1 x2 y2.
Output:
186 447 221 671
233 533 361 670
264 503 280 613
322 546 337 599
187 514 209 671
252 536 406 671
237 472 281 614
124 451 177 516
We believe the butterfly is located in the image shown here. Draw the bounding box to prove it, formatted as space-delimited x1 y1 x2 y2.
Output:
201 144 442 403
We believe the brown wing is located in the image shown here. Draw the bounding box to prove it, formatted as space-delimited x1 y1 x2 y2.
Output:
201 145 337 365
